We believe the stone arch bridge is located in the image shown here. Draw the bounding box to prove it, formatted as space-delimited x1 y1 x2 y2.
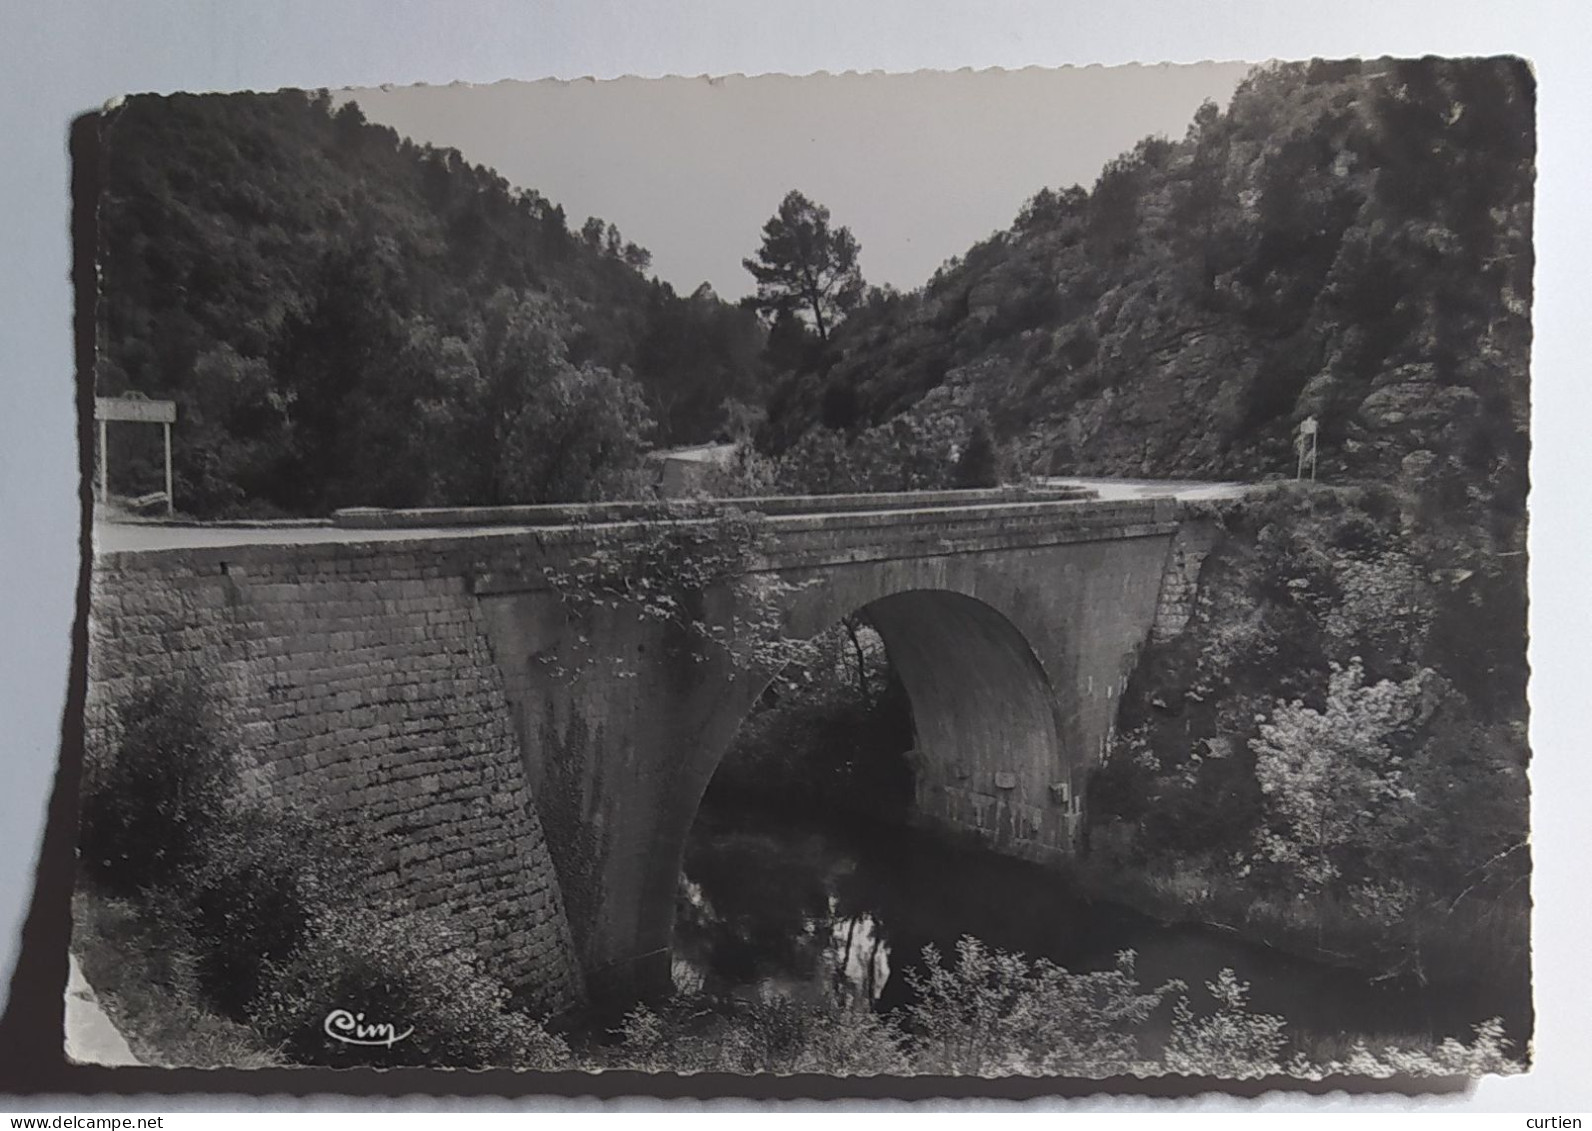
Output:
85 489 1217 1014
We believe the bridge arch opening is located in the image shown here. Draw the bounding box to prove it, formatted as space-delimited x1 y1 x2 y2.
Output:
667 587 1070 1002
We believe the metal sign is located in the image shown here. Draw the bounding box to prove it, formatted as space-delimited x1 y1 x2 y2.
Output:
95 397 177 514
96 396 176 424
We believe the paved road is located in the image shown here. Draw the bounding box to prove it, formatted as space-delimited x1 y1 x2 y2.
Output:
94 478 1248 554
94 521 539 553
1041 476 1247 502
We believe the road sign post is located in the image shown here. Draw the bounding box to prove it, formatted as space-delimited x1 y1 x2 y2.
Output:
94 396 178 515
1295 416 1319 482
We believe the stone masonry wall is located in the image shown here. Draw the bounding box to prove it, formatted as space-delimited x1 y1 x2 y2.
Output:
1151 518 1220 642
85 540 584 1015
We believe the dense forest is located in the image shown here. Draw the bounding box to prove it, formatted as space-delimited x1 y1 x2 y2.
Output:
95 90 766 516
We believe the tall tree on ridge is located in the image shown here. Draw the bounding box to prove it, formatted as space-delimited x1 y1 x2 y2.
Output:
743 190 865 343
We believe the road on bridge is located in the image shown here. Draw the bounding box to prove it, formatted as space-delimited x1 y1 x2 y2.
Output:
93 478 1246 554
1038 477 1246 502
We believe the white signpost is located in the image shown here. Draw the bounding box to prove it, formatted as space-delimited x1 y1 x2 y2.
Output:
95 396 178 515
1295 415 1319 482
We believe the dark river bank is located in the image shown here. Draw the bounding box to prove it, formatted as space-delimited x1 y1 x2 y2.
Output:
674 800 1530 1052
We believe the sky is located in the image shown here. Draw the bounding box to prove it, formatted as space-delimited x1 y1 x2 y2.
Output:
340 62 1255 299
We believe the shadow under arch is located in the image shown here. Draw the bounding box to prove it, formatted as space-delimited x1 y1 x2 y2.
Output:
649 586 1072 999
861 589 1065 843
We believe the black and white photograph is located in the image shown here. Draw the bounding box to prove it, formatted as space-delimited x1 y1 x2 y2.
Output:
59 54 1536 1087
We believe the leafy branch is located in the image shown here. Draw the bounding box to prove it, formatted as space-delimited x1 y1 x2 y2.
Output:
540 508 818 680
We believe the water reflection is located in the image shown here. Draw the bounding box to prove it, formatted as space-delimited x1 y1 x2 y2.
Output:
674 801 1528 1045
673 819 891 1009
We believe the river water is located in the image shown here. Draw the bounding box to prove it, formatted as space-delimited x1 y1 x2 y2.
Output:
674 801 1529 1053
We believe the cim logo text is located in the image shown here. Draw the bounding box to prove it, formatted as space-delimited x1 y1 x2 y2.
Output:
323 1009 413 1048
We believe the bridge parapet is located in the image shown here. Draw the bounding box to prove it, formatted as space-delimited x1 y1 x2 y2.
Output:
747 496 1180 571
96 497 1184 600
330 484 1097 530
329 481 1101 528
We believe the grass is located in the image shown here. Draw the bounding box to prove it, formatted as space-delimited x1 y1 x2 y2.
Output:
70 884 285 1069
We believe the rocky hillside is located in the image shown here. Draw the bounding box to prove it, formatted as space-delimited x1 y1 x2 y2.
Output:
763 58 1533 540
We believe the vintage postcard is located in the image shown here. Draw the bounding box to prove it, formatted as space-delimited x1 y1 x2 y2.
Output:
68 59 1533 1087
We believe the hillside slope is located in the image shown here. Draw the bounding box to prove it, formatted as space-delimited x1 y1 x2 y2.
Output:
95 90 765 516
764 58 1533 541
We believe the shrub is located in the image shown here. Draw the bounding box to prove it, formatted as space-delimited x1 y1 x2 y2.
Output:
717 996 910 1075
1311 1017 1524 1079
773 413 966 495
904 937 1176 1076
541 508 816 677
180 808 357 1018
686 445 782 499
79 672 236 895
79 671 581 1071
610 1000 683 1073
1091 481 1529 984
953 419 1001 487
1164 968 1288 1078
609 995 908 1076
254 904 573 1070
1249 659 1434 893
602 950 1523 1079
